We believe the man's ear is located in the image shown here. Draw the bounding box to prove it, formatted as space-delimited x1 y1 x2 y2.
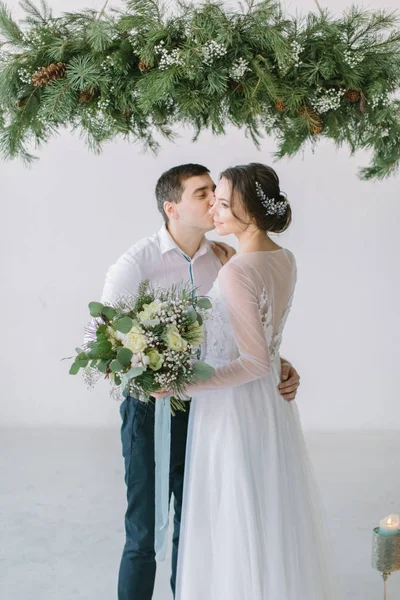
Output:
164 201 178 220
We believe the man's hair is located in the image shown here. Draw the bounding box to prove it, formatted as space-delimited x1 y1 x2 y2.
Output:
155 164 210 223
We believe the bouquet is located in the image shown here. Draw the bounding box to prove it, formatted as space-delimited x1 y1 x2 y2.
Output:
69 281 215 413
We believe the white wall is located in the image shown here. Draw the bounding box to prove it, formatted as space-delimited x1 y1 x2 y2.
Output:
2 0 400 429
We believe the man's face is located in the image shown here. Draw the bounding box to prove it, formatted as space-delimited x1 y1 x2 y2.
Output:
170 174 216 232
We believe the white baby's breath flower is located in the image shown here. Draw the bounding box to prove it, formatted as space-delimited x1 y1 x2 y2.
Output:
155 41 184 70
202 41 227 66
230 58 249 81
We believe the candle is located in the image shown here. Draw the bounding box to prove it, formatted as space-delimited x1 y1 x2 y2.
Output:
379 514 400 536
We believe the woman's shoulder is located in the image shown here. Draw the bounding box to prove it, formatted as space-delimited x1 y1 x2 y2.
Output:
228 247 296 265
218 248 296 282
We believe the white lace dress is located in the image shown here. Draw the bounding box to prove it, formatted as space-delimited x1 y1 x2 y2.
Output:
175 250 337 600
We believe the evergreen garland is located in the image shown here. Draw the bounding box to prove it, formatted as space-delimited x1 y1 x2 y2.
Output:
0 0 400 179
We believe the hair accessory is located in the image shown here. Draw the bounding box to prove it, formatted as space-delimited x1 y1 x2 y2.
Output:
255 181 287 217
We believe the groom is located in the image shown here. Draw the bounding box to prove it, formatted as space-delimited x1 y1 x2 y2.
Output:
97 164 300 599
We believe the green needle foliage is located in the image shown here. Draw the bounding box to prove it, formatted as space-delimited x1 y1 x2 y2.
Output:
0 0 400 179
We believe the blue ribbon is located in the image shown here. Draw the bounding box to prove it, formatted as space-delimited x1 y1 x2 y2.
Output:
154 396 171 561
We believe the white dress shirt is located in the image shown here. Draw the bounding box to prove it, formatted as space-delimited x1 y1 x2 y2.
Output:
100 224 222 305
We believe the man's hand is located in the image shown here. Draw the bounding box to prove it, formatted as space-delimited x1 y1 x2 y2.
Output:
212 242 237 266
278 360 300 402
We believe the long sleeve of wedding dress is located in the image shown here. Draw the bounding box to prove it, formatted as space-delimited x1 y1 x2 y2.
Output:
176 250 339 600
185 259 272 394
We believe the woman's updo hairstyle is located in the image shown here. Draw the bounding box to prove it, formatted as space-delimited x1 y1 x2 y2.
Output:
219 162 292 233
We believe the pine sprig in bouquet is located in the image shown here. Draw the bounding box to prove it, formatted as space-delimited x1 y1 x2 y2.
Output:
69 280 215 414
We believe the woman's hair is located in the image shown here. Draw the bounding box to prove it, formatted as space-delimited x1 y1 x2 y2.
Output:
219 163 292 233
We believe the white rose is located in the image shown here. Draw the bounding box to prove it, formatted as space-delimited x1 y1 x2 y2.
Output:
122 326 148 353
138 300 163 322
164 325 188 352
147 349 164 371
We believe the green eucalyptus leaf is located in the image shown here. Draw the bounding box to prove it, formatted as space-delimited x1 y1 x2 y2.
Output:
98 359 109 373
110 360 124 373
120 367 144 389
101 306 117 320
197 297 212 310
75 358 89 368
115 316 133 334
192 360 215 380
117 347 133 367
89 301 104 317
69 363 80 375
183 305 197 323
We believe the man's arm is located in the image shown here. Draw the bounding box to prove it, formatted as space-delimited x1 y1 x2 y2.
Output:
84 254 142 345
279 357 300 402
101 254 143 305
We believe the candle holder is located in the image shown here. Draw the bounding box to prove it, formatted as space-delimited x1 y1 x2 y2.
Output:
372 528 400 600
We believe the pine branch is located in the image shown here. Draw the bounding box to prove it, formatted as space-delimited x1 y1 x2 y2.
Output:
41 79 75 120
0 3 25 47
350 10 399 46
19 0 52 25
86 20 115 53
0 0 399 178
66 55 101 91
96 0 111 21
125 0 165 24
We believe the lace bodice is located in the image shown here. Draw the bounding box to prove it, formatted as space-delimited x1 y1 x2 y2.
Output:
185 249 297 394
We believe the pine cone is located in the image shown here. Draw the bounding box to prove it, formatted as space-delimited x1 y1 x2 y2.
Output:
229 80 244 93
122 109 132 118
17 96 28 109
274 98 286 112
344 89 361 103
32 62 67 87
298 105 323 135
310 120 323 135
138 60 151 73
79 89 99 103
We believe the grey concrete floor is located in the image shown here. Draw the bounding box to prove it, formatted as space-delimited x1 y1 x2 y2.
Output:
1 428 399 600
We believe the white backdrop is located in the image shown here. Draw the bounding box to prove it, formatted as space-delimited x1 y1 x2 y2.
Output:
2 0 400 429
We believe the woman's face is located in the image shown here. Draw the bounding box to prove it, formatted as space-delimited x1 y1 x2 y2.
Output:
209 177 251 236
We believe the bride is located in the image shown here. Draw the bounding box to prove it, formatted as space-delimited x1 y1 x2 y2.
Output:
155 162 336 599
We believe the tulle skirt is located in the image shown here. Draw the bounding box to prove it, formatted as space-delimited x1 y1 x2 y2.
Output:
176 360 338 600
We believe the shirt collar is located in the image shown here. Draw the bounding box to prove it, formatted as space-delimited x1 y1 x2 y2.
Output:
158 223 179 255
158 224 213 260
